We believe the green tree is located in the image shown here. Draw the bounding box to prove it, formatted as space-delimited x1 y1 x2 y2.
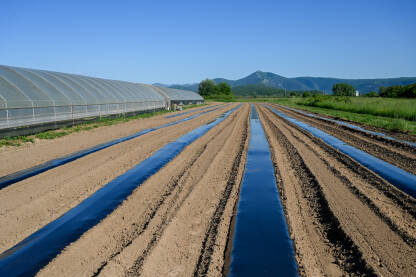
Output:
379 83 416 98
379 86 386 97
332 83 355 96
401 83 416 98
384 85 401 97
303 91 312 98
198 79 217 97
198 79 235 101
367 91 378 97
217 82 232 95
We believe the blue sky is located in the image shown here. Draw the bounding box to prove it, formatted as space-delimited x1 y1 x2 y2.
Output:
1 0 415 84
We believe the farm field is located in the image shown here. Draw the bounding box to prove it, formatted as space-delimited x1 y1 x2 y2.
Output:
240 97 416 134
297 96 416 121
0 102 415 276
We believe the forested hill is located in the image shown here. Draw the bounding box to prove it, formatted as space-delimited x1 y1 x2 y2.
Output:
159 70 416 94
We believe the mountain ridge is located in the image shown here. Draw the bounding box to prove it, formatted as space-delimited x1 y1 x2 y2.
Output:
155 71 416 94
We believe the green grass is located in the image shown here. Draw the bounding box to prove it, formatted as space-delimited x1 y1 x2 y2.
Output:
236 97 416 134
205 95 235 102
0 136 35 147
298 96 416 121
35 130 71 140
0 103 206 148
181 103 208 110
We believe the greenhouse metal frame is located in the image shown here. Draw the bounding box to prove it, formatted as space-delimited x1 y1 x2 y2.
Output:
0 65 203 131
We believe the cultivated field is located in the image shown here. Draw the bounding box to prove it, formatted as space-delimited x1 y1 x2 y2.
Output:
242 97 416 134
0 103 415 276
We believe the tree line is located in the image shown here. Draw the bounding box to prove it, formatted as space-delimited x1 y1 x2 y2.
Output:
378 84 416 98
197 79 416 100
230 84 323 98
198 79 235 101
332 83 416 98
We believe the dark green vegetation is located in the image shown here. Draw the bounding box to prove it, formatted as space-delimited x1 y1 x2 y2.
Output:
332 82 416 98
251 96 416 134
230 84 322 98
198 79 235 101
302 91 312 98
332 83 356 96
379 83 416 98
0 104 206 148
163 70 416 94
367 91 378 97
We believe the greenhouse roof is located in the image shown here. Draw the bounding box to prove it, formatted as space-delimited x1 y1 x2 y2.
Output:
0 65 202 109
153 86 203 101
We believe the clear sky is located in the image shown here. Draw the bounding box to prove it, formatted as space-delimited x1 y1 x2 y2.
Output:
1 0 415 84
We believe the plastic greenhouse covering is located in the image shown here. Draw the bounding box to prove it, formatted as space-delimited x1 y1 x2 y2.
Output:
154 86 204 102
0 65 203 129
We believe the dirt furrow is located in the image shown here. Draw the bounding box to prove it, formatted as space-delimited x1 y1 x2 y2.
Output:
131 106 248 277
270 104 416 174
262 105 416 239
0 105 235 254
35 104 249 276
192 110 248 277
0 103 220 177
97 107 246 277
259 105 371 276
273 119 416 246
274 105 416 144
258 104 416 277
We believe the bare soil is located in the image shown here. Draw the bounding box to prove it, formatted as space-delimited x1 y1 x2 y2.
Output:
277 104 416 143
258 104 416 277
0 104 233 253
270 103 416 174
0 101 414 276
0 103 219 177
35 104 249 277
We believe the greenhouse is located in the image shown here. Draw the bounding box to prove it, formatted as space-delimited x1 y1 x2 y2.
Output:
0 65 203 132
153 86 204 107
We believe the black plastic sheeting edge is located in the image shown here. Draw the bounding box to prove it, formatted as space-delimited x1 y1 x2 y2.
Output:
266 104 416 198
229 104 298 277
0 105 225 190
280 105 416 148
0 104 242 277
165 103 223 118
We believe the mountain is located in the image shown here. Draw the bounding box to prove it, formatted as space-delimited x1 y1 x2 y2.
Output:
170 83 199 91
231 84 302 97
152 83 170 88
151 82 200 91
165 71 416 94
213 71 310 91
292 76 416 94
